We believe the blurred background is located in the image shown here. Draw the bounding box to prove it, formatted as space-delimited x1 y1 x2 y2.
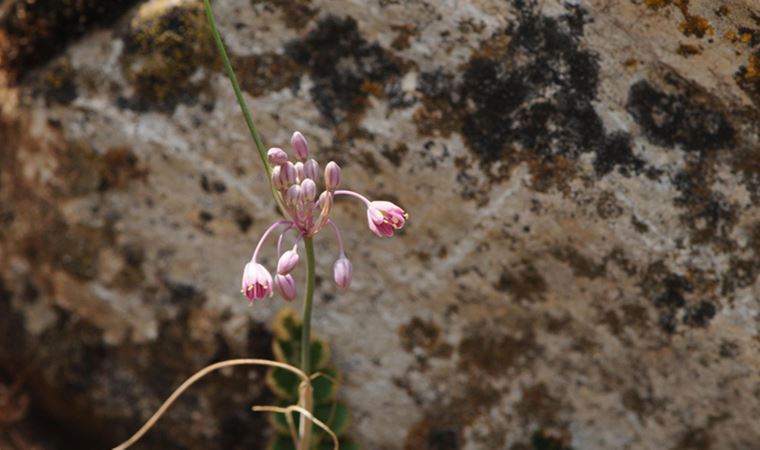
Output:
1 0 760 449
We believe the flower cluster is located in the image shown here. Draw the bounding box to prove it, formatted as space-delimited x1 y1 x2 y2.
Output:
242 132 408 302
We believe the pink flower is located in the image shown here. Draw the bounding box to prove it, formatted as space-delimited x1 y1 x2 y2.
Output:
333 256 352 288
241 262 273 301
366 201 407 237
274 273 297 301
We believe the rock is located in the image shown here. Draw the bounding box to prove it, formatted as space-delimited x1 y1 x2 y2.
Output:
1 0 760 449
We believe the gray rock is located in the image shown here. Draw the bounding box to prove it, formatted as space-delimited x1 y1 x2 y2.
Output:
1 0 759 449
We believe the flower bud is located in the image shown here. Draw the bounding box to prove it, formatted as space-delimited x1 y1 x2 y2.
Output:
267 147 288 165
277 247 299 274
282 161 297 186
333 256 352 289
301 178 317 202
291 131 309 161
324 161 341 190
274 274 297 301
304 159 320 181
286 184 302 206
271 165 285 190
295 161 305 182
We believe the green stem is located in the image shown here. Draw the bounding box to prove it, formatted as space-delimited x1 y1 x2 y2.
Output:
298 237 316 449
300 237 316 374
202 0 287 216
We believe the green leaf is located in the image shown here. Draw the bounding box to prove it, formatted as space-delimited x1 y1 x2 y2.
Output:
310 338 331 371
272 308 302 340
339 439 361 450
272 335 330 371
273 338 298 365
317 438 361 450
266 367 300 400
312 366 340 405
267 434 296 450
315 402 350 436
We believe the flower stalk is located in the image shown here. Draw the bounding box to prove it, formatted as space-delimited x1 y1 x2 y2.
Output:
202 0 287 216
298 237 316 449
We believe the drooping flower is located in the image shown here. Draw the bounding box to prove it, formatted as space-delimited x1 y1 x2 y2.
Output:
366 201 407 238
241 262 273 301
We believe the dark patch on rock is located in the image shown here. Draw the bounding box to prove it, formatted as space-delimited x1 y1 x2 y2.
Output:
382 143 410 166
459 327 540 375
405 419 462 450
119 1 218 111
722 257 760 294
234 52 301 97
626 79 734 152
676 43 702 57
404 381 499 450
551 246 606 278
200 174 227 194
495 262 548 302
251 0 317 30
516 384 564 426
596 191 624 219
524 430 574 450
672 427 713 450
0 0 140 81
683 301 717 328
673 165 737 249
231 206 254 233
286 16 407 125
735 51 760 108
415 2 642 194
30 56 78 104
651 272 691 334
594 132 644 177
399 317 440 353
57 143 147 196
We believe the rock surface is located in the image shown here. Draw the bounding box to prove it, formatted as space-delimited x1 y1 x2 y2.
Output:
1 0 760 449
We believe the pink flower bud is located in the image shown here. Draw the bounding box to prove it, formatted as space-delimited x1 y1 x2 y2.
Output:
277 247 299 274
324 161 341 190
272 165 286 190
333 256 352 288
282 162 297 186
295 161 305 182
304 158 320 181
241 262 273 301
301 178 317 202
274 273 297 301
267 147 288 165
285 184 302 205
291 131 309 161
366 200 408 237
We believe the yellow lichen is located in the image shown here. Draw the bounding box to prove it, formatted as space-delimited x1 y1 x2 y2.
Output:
741 54 760 83
120 0 217 107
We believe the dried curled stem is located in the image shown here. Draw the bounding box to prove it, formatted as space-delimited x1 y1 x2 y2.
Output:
252 404 339 450
112 358 319 450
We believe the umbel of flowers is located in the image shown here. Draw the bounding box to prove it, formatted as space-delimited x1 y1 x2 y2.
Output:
242 131 408 302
